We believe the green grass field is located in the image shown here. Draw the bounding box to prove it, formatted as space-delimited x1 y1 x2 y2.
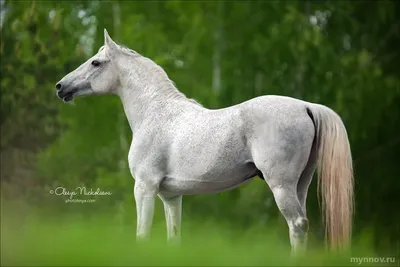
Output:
3 207 393 267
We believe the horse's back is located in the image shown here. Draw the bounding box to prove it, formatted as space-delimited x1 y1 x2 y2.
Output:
166 94 315 169
237 95 314 140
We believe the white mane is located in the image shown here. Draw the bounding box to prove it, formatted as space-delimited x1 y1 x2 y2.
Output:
100 45 202 106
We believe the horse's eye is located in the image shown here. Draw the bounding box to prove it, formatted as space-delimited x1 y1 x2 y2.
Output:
91 60 101 67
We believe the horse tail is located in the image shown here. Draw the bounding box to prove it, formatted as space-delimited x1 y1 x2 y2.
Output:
307 104 354 251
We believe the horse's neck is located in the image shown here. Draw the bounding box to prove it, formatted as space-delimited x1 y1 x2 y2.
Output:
117 76 188 132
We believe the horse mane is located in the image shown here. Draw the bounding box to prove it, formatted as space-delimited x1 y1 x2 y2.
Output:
145 59 202 106
99 44 202 106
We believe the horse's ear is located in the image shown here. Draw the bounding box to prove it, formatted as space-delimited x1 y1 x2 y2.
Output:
104 29 119 56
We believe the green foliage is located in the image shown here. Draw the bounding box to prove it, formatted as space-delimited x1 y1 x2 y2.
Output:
1 0 399 259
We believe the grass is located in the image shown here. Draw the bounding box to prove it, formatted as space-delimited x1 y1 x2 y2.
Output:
2 209 391 267
0 197 396 266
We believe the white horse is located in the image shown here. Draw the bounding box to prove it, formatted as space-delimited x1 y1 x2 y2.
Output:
56 29 354 253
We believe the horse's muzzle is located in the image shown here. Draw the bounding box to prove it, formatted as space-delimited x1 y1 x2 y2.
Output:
55 80 92 102
56 85 76 102
57 90 75 102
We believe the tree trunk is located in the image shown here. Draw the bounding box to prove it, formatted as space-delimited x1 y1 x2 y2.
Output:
113 1 127 227
113 2 127 172
212 2 224 93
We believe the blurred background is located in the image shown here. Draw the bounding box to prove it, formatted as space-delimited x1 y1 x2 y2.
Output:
1 0 399 265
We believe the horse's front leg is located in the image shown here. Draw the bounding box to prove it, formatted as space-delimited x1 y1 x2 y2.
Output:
159 194 182 242
134 180 157 240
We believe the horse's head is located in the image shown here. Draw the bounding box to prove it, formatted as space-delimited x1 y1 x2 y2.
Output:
55 29 122 102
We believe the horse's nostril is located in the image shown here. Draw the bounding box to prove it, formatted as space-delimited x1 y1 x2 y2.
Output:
56 83 62 90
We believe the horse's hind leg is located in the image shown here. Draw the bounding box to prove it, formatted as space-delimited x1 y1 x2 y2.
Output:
297 128 318 215
267 174 309 254
297 150 317 215
255 150 311 254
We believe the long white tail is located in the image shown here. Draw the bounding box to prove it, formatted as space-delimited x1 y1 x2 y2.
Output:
309 104 354 250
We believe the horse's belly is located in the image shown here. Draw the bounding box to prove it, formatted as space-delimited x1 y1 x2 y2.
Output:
159 162 259 195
